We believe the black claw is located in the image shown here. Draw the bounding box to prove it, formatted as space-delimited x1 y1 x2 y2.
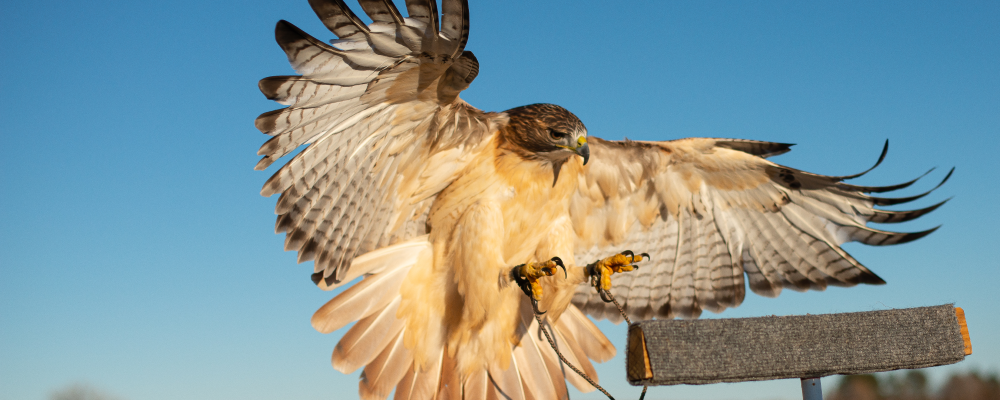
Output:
640 252 650 261
531 298 546 315
598 288 613 303
621 250 634 259
550 256 567 278
512 263 551 315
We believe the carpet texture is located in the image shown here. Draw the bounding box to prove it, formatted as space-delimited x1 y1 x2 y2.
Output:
627 304 968 386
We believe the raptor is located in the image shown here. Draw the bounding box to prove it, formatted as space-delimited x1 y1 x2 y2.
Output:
253 1 948 398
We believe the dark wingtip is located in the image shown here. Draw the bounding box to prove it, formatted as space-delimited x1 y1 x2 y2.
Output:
877 139 889 164
761 142 795 158
942 166 955 184
275 19 294 36
258 76 293 100
255 109 283 134
462 50 477 63
859 271 887 285
870 167 953 206
274 19 304 50
839 167 937 194
311 271 342 287
869 197 951 223
893 225 942 245
836 140 889 180
766 143 796 158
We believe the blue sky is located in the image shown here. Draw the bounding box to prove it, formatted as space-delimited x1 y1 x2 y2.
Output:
2 1 997 399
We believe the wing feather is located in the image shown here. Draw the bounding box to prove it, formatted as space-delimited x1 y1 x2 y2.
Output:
759 210 830 289
309 0 370 39
648 218 679 317
358 0 404 25
404 0 439 34
668 209 700 318
259 76 368 108
691 194 718 312
572 138 946 321
868 198 950 223
707 200 746 309
257 0 494 285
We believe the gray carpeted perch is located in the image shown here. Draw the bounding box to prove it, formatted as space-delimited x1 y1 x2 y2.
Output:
626 304 972 386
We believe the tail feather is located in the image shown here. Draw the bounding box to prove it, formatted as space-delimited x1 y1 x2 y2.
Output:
317 237 614 400
333 296 405 373
342 303 612 400
317 235 430 290
393 363 420 400
437 353 461 400
557 306 615 362
360 330 414 400
535 338 570 400
312 264 408 334
513 300 565 400
483 382 501 400
549 322 599 392
487 356 527 400
394 350 443 400
512 346 555 400
462 369 488 400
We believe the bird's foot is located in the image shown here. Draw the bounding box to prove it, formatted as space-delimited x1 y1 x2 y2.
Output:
512 257 566 315
588 250 649 302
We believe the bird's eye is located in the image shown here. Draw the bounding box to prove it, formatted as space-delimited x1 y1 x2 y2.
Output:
549 129 568 140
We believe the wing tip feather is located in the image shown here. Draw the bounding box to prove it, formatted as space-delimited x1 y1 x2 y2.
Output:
869 167 953 206
835 139 889 181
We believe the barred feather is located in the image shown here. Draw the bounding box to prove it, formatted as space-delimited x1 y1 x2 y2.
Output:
258 0 489 285
572 138 946 322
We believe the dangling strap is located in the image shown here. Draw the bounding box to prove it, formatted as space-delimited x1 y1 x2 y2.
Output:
532 289 649 400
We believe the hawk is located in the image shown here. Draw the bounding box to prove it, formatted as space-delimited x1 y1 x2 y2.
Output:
253 1 948 399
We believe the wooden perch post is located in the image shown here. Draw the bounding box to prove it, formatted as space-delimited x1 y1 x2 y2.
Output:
626 304 972 400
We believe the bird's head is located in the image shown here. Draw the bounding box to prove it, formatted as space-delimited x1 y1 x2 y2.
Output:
502 103 589 166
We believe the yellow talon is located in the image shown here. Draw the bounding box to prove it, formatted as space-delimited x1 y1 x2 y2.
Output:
589 251 648 296
512 257 567 315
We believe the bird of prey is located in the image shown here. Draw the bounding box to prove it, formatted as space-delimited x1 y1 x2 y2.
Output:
253 1 948 399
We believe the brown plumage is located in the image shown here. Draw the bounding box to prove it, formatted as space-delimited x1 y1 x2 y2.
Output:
253 1 948 399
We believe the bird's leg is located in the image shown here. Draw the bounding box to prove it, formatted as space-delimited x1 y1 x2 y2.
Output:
511 257 567 315
587 250 649 302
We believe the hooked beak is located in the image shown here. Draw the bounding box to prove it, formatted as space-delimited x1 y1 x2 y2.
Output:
574 137 590 165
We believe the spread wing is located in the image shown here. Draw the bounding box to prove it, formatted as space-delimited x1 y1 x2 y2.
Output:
255 0 498 288
570 137 950 322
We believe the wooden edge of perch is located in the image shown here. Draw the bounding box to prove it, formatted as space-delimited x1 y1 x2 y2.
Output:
627 324 652 382
956 307 972 355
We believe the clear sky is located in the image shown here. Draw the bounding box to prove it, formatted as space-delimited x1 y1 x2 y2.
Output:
2 1 998 399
